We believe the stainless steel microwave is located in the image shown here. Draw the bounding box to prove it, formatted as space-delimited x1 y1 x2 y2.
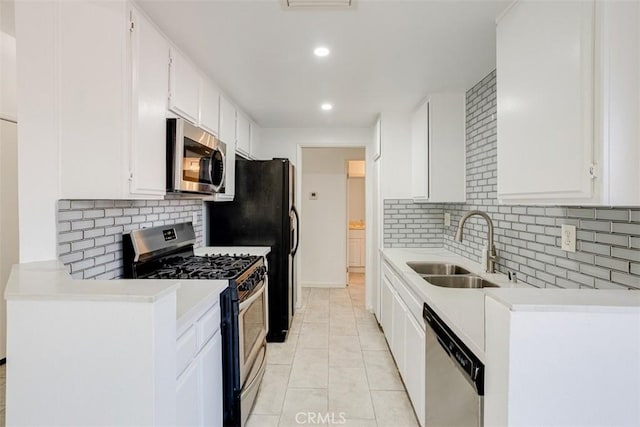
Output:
167 118 226 195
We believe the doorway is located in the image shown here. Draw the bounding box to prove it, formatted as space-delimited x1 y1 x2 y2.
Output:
346 160 365 289
299 147 365 288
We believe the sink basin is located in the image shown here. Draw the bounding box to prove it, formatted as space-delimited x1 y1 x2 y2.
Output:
423 275 499 289
407 262 471 275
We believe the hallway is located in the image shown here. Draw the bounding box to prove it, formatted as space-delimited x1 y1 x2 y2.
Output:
248 274 418 426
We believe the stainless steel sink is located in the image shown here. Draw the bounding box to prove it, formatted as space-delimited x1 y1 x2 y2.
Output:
407 262 471 275
423 275 499 289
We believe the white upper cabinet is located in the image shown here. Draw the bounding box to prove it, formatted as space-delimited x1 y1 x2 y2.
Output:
199 78 220 137
168 48 200 125
216 95 236 201
129 7 169 196
411 94 466 203
236 111 251 158
497 0 640 205
218 95 236 146
250 119 261 159
54 1 167 199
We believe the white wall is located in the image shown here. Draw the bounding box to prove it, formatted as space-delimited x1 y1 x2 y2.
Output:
348 178 365 222
379 111 413 199
15 1 60 263
0 0 18 360
301 147 365 287
259 127 374 304
259 127 372 165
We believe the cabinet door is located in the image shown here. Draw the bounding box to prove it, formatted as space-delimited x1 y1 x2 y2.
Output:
199 78 220 137
381 275 394 341
411 101 429 201
215 95 236 201
176 360 201 426
405 313 426 427
250 120 260 159
391 291 407 376
373 116 381 160
218 95 236 146
236 111 250 157
348 238 360 267
497 0 595 203
57 0 126 199
359 238 365 268
169 48 199 124
129 8 168 197
200 333 223 427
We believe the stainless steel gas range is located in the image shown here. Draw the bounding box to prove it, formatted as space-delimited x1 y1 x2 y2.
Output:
122 222 267 427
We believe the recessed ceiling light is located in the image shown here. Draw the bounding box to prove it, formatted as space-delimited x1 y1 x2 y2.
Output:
321 103 333 111
314 46 330 57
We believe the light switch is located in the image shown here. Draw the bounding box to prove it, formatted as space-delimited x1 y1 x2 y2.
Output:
310 192 318 200
561 224 576 252
444 212 451 227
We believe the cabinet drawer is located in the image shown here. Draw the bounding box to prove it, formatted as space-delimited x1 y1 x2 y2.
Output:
197 304 221 347
176 326 197 377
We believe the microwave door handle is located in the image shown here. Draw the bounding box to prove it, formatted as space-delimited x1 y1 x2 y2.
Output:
210 147 225 192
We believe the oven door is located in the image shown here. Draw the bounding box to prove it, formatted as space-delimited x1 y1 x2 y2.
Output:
170 118 226 194
238 280 268 386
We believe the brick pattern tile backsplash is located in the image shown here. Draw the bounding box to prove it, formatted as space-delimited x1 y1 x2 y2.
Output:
57 199 204 280
385 70 640 290
383 201 444 248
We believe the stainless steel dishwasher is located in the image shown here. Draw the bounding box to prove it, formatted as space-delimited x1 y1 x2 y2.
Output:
423 303 485 427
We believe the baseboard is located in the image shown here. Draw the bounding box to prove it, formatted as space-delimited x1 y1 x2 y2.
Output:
301 282 346 288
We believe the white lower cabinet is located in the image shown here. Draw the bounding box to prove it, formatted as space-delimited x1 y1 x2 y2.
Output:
200 333 223 426
380 261 427 427
176 301 223 427
391 291 407 376
381 274 394 339
177 360 201 426
405 313 426 426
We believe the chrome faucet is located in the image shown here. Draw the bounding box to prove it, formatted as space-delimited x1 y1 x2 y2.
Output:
455 210 498 273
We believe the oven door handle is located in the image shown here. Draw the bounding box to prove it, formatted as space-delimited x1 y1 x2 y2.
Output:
239 280 265 312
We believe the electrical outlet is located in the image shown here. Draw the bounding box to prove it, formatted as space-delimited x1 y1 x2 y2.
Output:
444 212 451 227
192 211 198 225
561 224 576 252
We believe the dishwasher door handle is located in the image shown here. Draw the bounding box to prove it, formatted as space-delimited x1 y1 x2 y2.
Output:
436 336 451 356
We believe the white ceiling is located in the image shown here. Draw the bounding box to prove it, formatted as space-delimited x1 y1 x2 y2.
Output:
138 0 509 128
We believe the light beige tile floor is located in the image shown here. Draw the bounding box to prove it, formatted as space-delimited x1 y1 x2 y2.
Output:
248 273 418 427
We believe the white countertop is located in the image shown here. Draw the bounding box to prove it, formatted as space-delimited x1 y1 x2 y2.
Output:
381 247 640 361
6 246 271 322
381 248 513 361
4 260 180 303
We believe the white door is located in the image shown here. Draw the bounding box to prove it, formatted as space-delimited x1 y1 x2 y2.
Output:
0 119 18 360
391 291 407 376
497 0 595 202
176 360 201 426
199 78 220 137
200 334 223 427
169 48 200 124
129 7 168 196
405 313 426 426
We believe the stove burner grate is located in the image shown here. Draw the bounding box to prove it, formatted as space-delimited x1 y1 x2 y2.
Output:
143 254 260 280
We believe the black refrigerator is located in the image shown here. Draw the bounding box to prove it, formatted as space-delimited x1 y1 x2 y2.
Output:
207 158 299 342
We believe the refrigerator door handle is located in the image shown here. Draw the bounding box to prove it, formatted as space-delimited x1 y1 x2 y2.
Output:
291 205 300 256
